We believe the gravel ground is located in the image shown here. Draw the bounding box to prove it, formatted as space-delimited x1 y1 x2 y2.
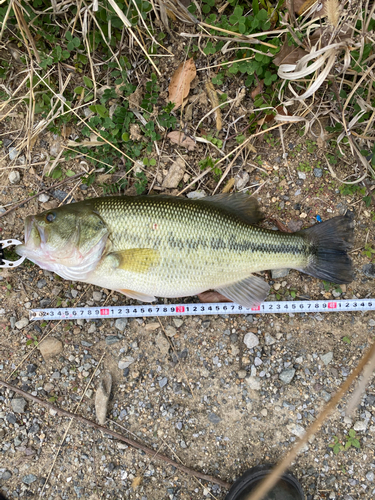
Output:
1 132 375 499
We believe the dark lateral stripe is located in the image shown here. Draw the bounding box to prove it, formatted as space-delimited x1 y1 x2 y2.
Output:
167 235 307 255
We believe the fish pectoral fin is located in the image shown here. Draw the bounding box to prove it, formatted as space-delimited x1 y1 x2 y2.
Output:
200 193 263 225
111 248 159 273
116 289 156 303
215 274 270 308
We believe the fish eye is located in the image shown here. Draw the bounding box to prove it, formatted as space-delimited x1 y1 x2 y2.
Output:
45 212 56 223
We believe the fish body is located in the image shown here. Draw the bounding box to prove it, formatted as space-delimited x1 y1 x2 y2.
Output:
16 194 354 307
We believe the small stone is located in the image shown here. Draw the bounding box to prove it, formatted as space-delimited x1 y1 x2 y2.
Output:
37 279 47 289
173 318 184 328
44 383 54 392
279 368 296 384
38 337 63 360
288 423 305 438
162 157 185 188
353 420 367 432
159 377 168 388
15 317 29 329
246 376 261 390
314 168 323 178
176 421 183 430
254 357 262 366
234 171 250 190
93 291 102 301
244 332 259 349
50 137 62 156
362 263 375 278
369 319 375 327
208 412 221 424
9 147 19 160
144 322 160 331
118 356 135 369
264 333 276 345
366 471 374 482
271 268 290 279
186 190 207 199
88 323 96 334
95 372 112 425
9 169 21 186
155 332 170 355
288 220 303 232
298 171 306 180
22 474 37 485
11 397 27 413
165 325 177 337
237 370 247 379
260 408 268 417
105 336 120 345
320 352 333 365
1 470 12 480
115 318 128 332
38 193 50 203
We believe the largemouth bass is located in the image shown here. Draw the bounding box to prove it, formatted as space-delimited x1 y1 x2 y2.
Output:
16 194 354 307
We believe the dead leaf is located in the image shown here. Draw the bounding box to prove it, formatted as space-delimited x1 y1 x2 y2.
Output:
128 86 143 110
221 178 235 193
273 41 308 67
258 105 289 125
168 58 197 110
251 80 264 100
198 291 232 303
205 80 222 131
167 131 196 151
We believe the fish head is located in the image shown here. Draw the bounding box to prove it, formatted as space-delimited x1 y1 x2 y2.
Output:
16 204 109 277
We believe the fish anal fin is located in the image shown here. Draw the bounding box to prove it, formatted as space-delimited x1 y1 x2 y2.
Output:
200 193 263 225
215 274 270 308
116 289 156 303
112 248 159 273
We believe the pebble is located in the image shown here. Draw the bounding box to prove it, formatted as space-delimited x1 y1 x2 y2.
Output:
50 136 62 156
1 470 12 480
22 474 37 485
38 337 63 360
254 357 262 366
144 322 160 331
38 193 50 203
279 368 296 384
369 319 375 327
314 168 323 177
155 332 170 355
165 325 177 337
320 352 333 365
366 472 374 482
95 372 112 425
159 377 168 388
8 147 19 161
118 356 135 369
264 333 276 345
260 408 268 417
246 376 261 390
162 157 185 188
115 318 128 332
93 291 102 301
234 171 249 190
271 268 290 279
15 317 29 330
362 263 375 278
208 412 221 424
11 397 27 413
106 336 120 345
243 332 259 349
37 279 47 289
237 370 247 379
297 171 306 180
172 318 184 328
353 420 367 432
186 190 207 199
8 170 21 185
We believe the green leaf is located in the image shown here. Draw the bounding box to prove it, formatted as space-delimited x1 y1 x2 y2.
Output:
66 31 73 41
348 429 356 438
83 76 93 88
351 439 360 448
342 336 351 344
66 170 76 177
74 86 84 94
122 132 130 142
89 104 109 118
252 0 259 15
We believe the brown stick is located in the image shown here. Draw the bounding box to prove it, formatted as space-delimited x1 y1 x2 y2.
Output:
0 379 231 489
246 340 375 500
0 172 83 219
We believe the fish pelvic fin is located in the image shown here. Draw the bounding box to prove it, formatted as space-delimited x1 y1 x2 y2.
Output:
116 289 156 302
298 214 354 284
111 248 160 274
200 193 263 225
215 274 270 308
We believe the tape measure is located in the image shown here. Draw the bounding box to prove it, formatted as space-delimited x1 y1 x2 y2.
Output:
29 298 375 321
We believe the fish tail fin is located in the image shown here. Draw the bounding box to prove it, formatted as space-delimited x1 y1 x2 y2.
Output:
298 214 354 284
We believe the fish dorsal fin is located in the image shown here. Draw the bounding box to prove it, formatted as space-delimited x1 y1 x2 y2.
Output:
215 274 270 308
200 193 263 225
116 289 156 302
111 248 159 273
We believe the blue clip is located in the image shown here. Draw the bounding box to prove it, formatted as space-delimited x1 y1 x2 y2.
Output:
316 215 322 222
